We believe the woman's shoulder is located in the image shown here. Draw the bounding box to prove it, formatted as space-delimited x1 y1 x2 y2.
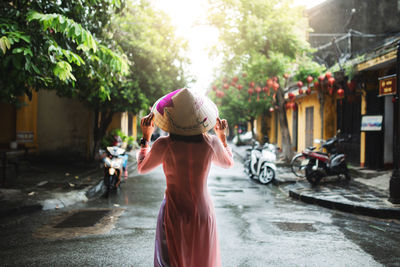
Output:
152 136 170 147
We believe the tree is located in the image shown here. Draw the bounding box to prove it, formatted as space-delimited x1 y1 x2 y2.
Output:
207 0 312 161
0 0 128 104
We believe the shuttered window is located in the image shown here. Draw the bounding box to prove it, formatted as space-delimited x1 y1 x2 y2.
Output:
305 107 314 147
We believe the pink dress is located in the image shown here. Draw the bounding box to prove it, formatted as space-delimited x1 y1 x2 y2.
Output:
137 134 234 267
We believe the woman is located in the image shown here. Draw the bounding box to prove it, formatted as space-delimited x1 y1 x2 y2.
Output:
137 88 234 267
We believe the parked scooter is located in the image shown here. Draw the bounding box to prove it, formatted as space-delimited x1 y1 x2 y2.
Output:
297 133 350 185
244 140 277 184
100 146 126 195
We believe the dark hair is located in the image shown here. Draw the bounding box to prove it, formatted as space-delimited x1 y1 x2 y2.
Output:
169 133 204 143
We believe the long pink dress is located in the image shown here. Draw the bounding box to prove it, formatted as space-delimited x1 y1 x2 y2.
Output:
137 134 234 267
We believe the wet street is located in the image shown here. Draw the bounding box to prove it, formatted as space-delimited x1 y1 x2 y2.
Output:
1 156 400 267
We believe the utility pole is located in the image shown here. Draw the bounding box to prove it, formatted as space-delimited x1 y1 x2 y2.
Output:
389 42 400 203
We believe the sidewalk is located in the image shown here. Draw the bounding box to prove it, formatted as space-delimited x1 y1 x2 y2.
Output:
231 143 400 219
0 152 137 217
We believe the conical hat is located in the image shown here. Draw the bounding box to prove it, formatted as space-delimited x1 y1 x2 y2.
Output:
151 88 219 136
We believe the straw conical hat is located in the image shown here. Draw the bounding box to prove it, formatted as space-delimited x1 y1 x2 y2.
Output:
151 88 219 136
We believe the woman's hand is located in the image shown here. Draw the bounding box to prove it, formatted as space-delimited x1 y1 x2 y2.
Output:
214 117 228 147
140 112 155 141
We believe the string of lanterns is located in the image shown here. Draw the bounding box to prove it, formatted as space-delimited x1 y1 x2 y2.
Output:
212 71 349 112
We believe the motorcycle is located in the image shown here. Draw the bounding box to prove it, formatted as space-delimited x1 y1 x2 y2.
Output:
296 133 350 185
100 146 126 195
244 141 277 184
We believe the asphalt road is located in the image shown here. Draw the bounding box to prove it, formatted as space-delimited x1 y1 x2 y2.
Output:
0 156 400 266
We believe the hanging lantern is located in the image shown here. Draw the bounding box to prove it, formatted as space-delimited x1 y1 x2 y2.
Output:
325 72 332 79
297 81 303 88
263 86 268 93
242 73 247 78
283 73 289 79
313 81 319 89
306 76 313 84
267 79 273 89
256 86 261 101
269 107 274 112
299 88 303 95
328 77 335 86
329 88 333 95
231 81 236 87
285 102 291 109
216 90 224 98
249 81 255 88
272 76 278 82
337 88 345 98
237 84 243 91
212 85 217 91
347 80 356 92
248 87 254 95
223 83 229 89
288 92 295 100
318 75 325 81
306 87 312 95
233 76 239 83
273 82 279 91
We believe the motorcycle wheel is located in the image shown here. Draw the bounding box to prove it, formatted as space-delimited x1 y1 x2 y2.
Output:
305 169 322 186
290 154 307 178
258 164 275 185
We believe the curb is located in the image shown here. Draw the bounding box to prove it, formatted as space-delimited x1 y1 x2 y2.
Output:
289 188 400 219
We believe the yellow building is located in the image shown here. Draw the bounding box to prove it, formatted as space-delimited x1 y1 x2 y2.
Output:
0 91 137 158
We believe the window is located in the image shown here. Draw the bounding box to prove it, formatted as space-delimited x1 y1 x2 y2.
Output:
305 107 314 147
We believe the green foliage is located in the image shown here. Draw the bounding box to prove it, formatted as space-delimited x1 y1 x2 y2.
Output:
207 0 312 126
111 0 190 106
293 56 326 83
0 0 127 104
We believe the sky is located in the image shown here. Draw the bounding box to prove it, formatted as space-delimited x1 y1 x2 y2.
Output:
152 0 326 94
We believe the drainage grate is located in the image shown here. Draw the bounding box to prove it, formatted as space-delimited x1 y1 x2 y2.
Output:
274 222 316 232
55 209 111 228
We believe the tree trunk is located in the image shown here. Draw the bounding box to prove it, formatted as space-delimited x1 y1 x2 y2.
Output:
249 116 255 139
92 110 114 159
276 87 293 162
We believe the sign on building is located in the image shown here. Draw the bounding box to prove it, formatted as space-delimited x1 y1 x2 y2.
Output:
361 115 383 131
378 74 396 96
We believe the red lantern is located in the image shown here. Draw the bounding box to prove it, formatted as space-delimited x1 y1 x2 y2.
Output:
337 88 345 98
313 81 319 89
347 80 356 92
269 107 274 112
318 75 325 81
223 83 229 89
283 73 289 79
231 81 236 86
216 90 224 98
288 92 295 100
325 72 332 79
237 84 243 90
306 87 311 95
256 86 262 101
242 73 247 78
299 89 303 95
249 81 255 88
263 86 268 93
233 76 239 83
248 87 254 95
297 81 303 88
328 77 335 86
212 85 217 91
306 76 313 84
267 79 273 89
273 82 279 91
